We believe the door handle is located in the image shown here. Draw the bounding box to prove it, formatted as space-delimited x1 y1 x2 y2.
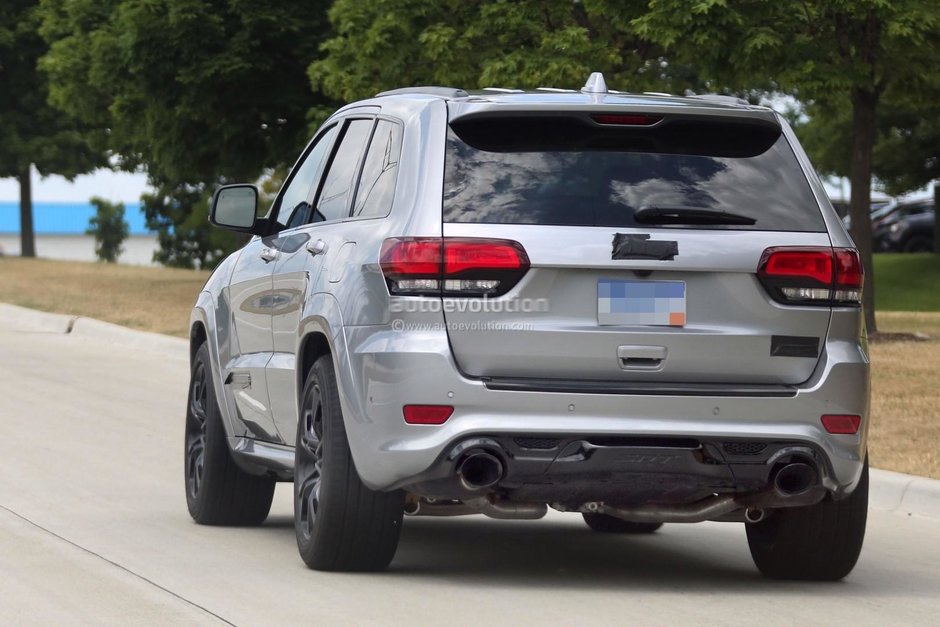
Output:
306 239 328 256
260 247 279 262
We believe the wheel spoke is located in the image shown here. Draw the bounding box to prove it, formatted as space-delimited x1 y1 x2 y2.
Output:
186 434 206 497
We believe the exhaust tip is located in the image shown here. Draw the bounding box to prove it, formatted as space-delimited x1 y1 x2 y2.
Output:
773 461 818 497
457 451 504 491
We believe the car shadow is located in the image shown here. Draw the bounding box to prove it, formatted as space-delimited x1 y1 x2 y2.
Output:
261 513 850 592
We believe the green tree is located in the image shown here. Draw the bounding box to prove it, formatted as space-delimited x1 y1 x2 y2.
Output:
632 0 940 332
0 0 104 257
87 197 129 263
39 0 333 267
310 0 713 102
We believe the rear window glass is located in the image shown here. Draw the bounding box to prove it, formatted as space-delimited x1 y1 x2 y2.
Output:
443 116 825 231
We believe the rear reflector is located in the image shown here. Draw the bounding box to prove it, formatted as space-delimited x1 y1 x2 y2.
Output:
381 237 529 297
403 405 454 425
757 247 863 307
821 414 861 435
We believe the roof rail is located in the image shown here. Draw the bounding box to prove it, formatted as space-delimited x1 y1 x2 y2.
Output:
374 86 469 99
687 93 749 106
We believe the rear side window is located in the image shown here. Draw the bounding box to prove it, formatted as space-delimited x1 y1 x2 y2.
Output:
316 119 372 222
352 120 402 218
443 116 826 231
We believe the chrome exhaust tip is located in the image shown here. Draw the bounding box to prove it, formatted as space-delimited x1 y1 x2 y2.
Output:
457 451 504 491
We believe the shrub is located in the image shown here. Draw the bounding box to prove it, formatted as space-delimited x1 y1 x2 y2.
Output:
86 197 129 263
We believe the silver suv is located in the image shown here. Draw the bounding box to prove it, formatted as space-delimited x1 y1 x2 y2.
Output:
186 73 869 579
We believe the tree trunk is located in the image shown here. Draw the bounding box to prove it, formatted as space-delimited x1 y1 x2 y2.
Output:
847 89 878 334
934 183 940 255
18 165 36 258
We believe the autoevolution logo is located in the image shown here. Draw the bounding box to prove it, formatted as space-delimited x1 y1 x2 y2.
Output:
389 296 550 314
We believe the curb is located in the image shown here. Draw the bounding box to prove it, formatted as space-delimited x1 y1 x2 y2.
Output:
1 302 186 359
869 468 940 520
3 301 940 519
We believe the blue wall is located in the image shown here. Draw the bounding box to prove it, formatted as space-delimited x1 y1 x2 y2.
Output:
0 201 150 235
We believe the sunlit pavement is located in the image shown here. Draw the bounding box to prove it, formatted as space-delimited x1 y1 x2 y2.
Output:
1 317 939 626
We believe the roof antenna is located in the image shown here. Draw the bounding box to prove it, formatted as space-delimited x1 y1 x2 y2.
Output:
581 72 608 94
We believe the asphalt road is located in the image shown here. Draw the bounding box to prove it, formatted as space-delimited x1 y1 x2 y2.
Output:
1 314 939 626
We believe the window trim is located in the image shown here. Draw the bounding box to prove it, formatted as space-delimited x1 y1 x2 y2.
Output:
267 122 341 232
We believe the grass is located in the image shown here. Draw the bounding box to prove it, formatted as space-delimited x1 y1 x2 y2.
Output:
0 257 209 338
1 256 938 478
869 312 940 479
873 253 940 311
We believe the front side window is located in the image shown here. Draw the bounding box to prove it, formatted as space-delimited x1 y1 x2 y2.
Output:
276 125 338 228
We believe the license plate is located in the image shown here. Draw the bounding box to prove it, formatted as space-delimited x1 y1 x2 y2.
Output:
597 279 686 326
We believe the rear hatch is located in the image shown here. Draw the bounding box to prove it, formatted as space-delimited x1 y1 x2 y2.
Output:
439 108 834 386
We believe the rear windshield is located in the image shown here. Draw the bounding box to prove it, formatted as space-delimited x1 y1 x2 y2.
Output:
443 115 825 231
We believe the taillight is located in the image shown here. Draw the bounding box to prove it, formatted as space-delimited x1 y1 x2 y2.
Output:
380 237 529 297
757 247 862 307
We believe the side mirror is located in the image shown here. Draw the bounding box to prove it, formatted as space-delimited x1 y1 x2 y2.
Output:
210 184 259 232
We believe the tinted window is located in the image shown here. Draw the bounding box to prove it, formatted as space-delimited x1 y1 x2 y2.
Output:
276 125 338 227
352 120 402 218
315 119 372 222
443 116 825 231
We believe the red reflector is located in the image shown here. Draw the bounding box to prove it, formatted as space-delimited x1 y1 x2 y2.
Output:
760 248 833 285
379 238 441 277
592 114 662 126
834 248 863 288
821 414 861 435
403 405 454 425
444 239 528 275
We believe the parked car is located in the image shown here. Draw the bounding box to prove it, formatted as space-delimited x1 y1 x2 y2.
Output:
186 73 869 580
878 201 935 252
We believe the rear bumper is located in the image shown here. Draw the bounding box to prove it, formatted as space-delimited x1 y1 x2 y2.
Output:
338 323 869 497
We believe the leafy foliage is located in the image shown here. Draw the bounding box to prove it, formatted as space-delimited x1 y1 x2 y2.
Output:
142 183 244 270
38 0 333 266
310 0 712 100
0 0 105 256
86 197 129 263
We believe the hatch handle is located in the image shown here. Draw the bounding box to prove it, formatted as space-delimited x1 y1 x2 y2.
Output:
617 345 667 370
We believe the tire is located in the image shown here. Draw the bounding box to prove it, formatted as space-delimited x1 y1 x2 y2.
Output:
294 355 405 571
902 235 933 253
582 513 663 534
746 457 868 581
185 343 276 525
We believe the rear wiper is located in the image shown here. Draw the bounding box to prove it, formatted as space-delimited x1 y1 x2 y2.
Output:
634 205 757 226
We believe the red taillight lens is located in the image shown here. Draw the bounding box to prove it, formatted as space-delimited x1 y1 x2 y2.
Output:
444 239 527 274
380 237 529 296
821 414 861 435
760 249 833 285
833 249 863 288
380 238 441 277
403 404 454 425
591 114 662 126
757 247 862 307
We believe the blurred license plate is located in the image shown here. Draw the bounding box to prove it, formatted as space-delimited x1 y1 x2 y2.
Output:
597 279 686 326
